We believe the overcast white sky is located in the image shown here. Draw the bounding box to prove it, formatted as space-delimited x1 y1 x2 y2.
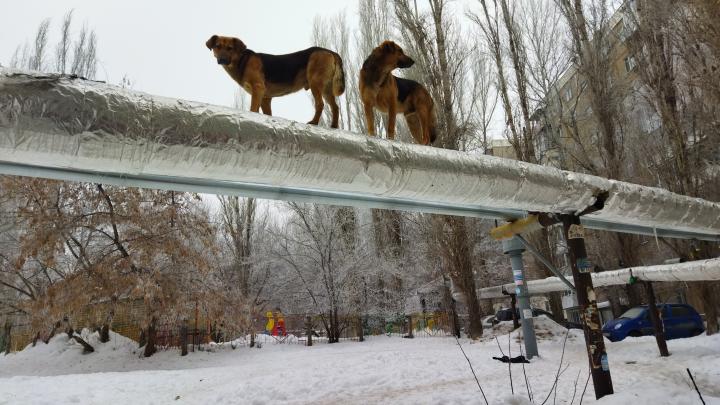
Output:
1 0 356 123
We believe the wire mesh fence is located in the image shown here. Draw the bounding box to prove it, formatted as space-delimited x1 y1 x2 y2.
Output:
4 307 462 353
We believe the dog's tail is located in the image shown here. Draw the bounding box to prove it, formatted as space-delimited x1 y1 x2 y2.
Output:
332 53 346 97
429 103 438 145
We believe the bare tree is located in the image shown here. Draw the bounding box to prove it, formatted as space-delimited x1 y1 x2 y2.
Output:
471 0 522 156
10 12 98 79
625 0 720 333
393 0 488 338
272 203 375 343
55 10 73 73
218 197 257 299
469 51 498 153
30 19 50 71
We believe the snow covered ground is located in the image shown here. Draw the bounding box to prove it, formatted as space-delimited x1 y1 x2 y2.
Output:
0 317 718 405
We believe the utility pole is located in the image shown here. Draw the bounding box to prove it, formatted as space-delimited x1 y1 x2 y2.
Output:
503 236 538 358
561 215 613 399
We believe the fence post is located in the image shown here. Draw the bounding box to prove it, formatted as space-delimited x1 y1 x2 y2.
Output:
305 316 313 347
180 319 188 356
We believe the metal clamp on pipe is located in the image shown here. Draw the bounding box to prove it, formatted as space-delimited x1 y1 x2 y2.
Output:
490 214 541 240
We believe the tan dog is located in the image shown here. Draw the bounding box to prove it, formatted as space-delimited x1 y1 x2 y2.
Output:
359 41 437 145
206 35 345 128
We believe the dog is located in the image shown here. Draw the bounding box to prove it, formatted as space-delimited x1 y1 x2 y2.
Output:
359 41 437 145
206 35 345 128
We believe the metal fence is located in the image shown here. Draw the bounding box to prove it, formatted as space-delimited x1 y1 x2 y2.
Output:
3 308 462 353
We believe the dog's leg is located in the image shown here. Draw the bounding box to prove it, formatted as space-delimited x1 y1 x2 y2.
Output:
250 83 266 113
417 106 432 145
363 101 376 136
405 113 423 144
323 87 340 129
307 80 325 125
261 98 272 116
387 103 397 140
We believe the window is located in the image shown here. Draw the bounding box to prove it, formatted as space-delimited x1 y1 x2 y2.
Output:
619 307 645 319
670 306 691 317
625 55 637 72
619 17 637 42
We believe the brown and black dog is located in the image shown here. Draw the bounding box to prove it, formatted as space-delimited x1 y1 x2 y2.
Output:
206 35 345 128
359 41 437 145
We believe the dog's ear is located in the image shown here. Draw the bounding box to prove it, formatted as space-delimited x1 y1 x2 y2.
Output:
232 38 247 52
381 41 395 53
206 35 218 50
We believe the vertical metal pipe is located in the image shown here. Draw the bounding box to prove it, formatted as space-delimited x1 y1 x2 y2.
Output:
561 215 614 399
502 236 538 358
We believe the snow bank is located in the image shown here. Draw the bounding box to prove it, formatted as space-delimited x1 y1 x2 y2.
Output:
1 328 718 404
0 329 140 376
510 315 584 341
483 315 583 343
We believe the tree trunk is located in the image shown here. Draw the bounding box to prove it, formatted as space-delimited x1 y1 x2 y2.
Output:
327 310 340 344
180 321 188 356
72 335 95 354
442 275 461 338
625 284 643 307
99 324 110 343
305 316 313 347
1 320 10 354
99 309 114 343
499 0 536 163
608 287 625 318
43 322 60 344
405 315 414 338
441 216 484 339
478 0 521 151
143 317 157 357
138 328 147 349
250 332 256 348
548 292 566 323
702 282 719 335
357 316 364 342
333 309 340 343
643 281 669 357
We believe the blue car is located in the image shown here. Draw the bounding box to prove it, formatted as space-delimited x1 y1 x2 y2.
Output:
602 304 704 342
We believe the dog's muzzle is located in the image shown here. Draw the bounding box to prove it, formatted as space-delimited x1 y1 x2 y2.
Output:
217 58 230 65
398 58 415 68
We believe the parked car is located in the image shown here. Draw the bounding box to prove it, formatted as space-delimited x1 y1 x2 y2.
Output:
494 307 555 322
492 307 583 330
602 303 704 342
482 315 498 329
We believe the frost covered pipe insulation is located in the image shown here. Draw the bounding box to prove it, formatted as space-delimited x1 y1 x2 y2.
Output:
1 69 719 240
478 258 720 299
